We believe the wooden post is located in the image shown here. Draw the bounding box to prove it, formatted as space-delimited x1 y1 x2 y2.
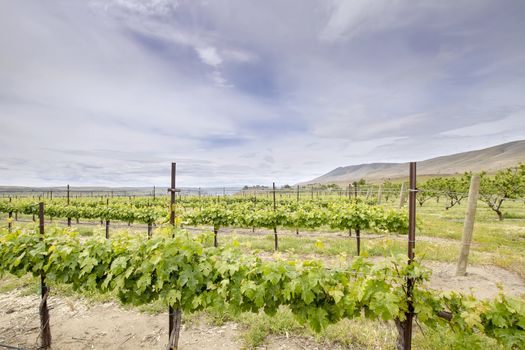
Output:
398 182 406 209
168 162 182 350
377 183 383 205
273 182 278 251
39 202 51 349
456 175 480 276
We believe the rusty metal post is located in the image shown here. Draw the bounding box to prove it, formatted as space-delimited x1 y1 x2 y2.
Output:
169 163 176 227
8 196 12 232
105 198 110 239
356 228 360 255
402 162 417 350
296 185 300 235
39 203 51 348
67 185 71 227
273 182 278 250
168 162 182 350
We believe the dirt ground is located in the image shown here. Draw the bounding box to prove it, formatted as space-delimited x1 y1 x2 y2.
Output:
0 259 523 350
0 291 332 350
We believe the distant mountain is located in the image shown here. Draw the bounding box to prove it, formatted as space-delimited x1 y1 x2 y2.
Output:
303 140 525 185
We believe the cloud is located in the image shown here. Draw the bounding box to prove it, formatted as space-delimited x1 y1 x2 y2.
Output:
196 46 223 67
440 108 525 137
0 0 524 187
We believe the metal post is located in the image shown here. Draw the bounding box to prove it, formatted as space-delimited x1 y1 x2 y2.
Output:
67 184 71 227
105 198 110 239
39 203 51 348
168 162 182 350
403 162 417 350
273 182 278 251
169 163 176 227
8 197 12 232
296 185 300 235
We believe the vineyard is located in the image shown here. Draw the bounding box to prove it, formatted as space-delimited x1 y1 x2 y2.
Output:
0 163 524 350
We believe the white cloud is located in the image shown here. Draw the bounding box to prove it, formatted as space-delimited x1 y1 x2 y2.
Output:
440 109 525 137
319 0 404 42
196 46 223 67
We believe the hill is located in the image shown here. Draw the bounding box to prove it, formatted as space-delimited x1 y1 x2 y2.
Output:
303 140 525 185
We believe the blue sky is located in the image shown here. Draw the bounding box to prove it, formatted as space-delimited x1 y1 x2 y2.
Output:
0 0 524 187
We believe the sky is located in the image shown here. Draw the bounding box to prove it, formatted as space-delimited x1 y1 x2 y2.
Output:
0 0 524 187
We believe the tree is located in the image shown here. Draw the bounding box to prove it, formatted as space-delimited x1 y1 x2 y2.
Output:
479 164 525 221
382 181 401 202
425 174 471 210
416 180 436 207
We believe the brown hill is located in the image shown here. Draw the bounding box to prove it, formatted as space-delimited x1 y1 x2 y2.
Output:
303 140 525 185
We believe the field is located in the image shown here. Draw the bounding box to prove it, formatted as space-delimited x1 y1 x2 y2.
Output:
0 190 524 350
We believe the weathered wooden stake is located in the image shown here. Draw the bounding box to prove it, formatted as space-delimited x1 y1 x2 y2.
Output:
398 182 406 209
456 175 480 276
377 184 383 205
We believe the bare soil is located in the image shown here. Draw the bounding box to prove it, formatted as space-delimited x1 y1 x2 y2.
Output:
0 291 331 350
